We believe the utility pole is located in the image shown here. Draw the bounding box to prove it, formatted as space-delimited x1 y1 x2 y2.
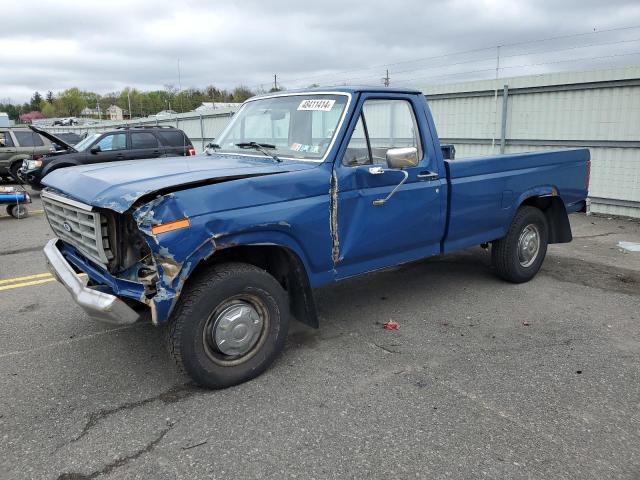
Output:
273 74 278 91
382 69 390 87
127 90 132 120
177 58 184 113
491 45 501 151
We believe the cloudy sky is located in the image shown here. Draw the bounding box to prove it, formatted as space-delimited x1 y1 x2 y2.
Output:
2 0 640 102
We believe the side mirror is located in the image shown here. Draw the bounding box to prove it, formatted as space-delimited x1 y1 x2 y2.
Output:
386 147 418 169
90 146 101 154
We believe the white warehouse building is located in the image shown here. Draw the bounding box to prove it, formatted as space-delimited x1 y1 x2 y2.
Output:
422 65 640 218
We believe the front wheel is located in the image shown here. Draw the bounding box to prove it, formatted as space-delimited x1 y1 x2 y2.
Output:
9 163 23 183
492 206 548 283
166 262 289 389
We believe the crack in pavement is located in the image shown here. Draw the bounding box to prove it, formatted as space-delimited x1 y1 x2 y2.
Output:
56 423 175 480
573 232 619 239
67 383 198 445
1 245 44 256
371 342 402 354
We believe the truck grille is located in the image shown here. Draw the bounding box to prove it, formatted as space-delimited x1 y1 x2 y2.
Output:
41 190 113 266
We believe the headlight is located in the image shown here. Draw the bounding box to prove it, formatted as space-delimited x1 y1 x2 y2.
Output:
26 160 43 169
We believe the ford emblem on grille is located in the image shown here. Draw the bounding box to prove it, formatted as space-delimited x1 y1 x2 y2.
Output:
62 222 73 233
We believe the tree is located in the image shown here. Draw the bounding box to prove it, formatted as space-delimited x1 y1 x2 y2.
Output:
41 103 56 118
232 86 255 103
30 91 43 111
54 88 87 116
46 91 54 104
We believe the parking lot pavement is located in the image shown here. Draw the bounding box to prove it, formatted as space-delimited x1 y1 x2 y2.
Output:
0 203 639 480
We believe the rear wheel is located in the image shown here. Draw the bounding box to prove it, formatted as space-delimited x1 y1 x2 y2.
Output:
7 204 28 219
166 262 289 389
492 206 548 283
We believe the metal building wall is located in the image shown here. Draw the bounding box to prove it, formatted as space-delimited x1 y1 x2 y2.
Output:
424 65 640 218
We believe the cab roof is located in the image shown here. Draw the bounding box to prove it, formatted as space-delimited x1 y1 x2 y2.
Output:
250 85 423 100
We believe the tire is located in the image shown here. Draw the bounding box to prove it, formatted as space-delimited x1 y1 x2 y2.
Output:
7 204 29 219
166 262 289 389
492 206 548 283
9 163 23 183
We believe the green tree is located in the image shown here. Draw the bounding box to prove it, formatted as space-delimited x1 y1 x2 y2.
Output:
46 91 54 104
232 86 255 102
54 88 87 116
41 102 56 118
30 91 43 111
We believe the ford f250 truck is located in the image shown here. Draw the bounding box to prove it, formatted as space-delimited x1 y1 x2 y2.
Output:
41 87 590 388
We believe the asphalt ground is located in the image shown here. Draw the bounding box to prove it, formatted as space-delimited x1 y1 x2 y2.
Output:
0 187 639 479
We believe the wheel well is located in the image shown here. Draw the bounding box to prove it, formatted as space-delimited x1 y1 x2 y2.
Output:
9 159 26 170
520 196 572 243
199 245 319 328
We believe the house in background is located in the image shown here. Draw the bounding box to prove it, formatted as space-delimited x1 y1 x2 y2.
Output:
106 105 124 121
80 107 101 117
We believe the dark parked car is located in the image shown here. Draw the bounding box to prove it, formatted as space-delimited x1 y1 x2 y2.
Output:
20 125 196 189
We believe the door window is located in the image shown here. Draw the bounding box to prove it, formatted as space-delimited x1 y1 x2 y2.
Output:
343 115 371 166
343 99 422 166
131 132 159 149
14 131 44 147
95 133 127 151
0 131 14 147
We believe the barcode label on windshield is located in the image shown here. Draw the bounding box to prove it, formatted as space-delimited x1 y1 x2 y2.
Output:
297 99 335 111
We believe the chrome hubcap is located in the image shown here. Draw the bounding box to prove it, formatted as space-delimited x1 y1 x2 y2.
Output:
518 224 540 268
211 302 263 356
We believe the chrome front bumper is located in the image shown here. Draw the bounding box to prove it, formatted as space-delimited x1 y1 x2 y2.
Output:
43 238 140 325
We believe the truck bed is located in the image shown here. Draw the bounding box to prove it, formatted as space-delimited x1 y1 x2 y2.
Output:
442 148 590 253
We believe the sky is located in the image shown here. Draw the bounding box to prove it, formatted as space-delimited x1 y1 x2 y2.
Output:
2 0 640 102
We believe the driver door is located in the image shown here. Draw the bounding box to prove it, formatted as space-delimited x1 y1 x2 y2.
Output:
89 132 128 163
334 95 445 279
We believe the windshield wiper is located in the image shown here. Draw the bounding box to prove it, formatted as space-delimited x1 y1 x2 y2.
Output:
235 142 282 163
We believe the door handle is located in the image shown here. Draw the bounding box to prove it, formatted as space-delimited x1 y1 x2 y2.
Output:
417 171 439 181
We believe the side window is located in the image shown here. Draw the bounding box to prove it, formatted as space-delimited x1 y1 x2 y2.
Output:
95 133 127 151
0 131 14 147
343 115 371 166
14 131 44 147
131 132 159 149
157 130 189 147
362 100 423 165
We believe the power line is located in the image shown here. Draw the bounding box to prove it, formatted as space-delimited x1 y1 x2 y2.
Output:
267 23 640 89
332 36 640 85
395 50 640 85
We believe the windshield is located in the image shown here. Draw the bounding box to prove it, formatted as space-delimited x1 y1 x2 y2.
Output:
73 133 101 152
215 94 349 161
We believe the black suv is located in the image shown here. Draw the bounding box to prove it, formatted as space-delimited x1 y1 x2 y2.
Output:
20 126 196 189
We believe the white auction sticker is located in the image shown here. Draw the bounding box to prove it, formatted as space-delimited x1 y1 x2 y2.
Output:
297 99 335 111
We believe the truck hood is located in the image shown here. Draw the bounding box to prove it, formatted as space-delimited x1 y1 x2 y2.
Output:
41 154 317 213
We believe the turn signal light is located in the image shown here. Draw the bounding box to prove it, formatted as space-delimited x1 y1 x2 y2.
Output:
151 218 191 235
187 147 196 156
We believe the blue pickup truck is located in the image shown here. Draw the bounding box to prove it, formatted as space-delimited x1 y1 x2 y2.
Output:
41 87 589 388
